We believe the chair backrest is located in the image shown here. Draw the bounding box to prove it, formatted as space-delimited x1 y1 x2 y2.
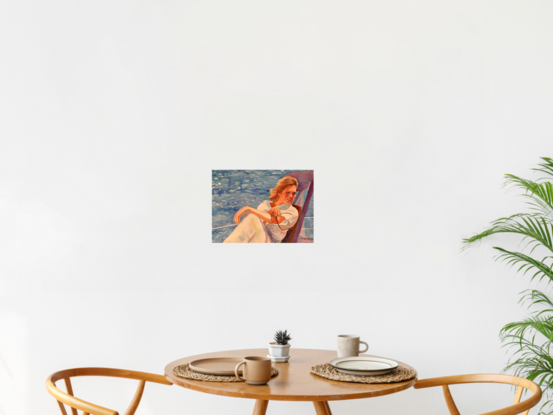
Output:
414 374 542 415
279 171 313 243
281 204 302 243
46 367 172 415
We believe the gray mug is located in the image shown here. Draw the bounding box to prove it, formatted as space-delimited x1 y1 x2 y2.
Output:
337 334 369 358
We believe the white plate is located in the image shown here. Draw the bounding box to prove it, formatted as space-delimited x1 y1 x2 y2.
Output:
268 354 290 363
329 357 398 376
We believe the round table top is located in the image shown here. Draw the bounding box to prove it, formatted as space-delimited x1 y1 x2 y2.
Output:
164 348 417 401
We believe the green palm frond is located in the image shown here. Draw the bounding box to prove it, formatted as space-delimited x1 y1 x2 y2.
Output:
494 248 553 285
535 158 553 180
505 174 553 222
521 290 553 315
503 345 553 377
501 315 553 342
462 214 553 253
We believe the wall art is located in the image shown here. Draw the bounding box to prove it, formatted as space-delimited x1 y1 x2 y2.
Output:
212 170 314 243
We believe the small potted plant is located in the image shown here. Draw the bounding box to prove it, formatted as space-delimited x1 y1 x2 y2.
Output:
268 330 292 362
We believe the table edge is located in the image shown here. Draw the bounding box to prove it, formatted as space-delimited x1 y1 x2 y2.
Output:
165 373 417 401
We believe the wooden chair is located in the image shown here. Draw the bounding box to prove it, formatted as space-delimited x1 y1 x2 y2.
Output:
281 204 302 243
46 368 172 415
279 170 313 243
414 374 542 415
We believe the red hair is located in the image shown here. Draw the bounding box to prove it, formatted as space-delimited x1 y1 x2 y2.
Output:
269 176 298 202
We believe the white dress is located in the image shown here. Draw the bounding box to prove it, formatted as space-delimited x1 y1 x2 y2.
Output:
223 201 299 243
257 201 299 242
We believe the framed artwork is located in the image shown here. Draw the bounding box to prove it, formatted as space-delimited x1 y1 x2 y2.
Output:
212 170 314 243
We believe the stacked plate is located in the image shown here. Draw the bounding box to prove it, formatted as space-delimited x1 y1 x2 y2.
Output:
329 356 399 376
189 358 243 376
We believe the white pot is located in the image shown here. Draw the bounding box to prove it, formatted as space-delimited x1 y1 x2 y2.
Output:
268 342 291 357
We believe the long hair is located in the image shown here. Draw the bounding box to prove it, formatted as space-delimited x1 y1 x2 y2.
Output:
269 176 298 203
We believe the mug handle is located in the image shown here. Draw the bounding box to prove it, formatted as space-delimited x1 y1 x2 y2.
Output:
359 341 369 353
234 360 246 380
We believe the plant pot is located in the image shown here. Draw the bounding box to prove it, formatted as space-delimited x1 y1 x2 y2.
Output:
268 342 291 358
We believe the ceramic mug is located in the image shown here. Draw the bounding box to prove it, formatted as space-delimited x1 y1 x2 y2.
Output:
337 334 369 358
234 356 272 385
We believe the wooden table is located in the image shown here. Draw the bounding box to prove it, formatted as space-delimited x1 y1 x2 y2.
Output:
164 348 417 415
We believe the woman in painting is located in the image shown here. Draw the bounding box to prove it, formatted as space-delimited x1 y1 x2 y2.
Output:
223 176 299 243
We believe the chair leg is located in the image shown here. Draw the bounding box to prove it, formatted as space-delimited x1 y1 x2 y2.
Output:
252 400 269 415
313 401 331 415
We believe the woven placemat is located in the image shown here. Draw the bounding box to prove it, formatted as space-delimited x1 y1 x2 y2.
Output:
311 363 416 384
173 364 279 382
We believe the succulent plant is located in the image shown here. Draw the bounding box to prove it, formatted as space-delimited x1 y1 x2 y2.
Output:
273 330 292 345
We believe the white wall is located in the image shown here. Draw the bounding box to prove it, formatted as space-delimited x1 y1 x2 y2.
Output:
1 1 553 414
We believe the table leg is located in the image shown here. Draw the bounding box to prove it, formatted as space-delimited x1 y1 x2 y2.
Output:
313 401 332 415
252 399 269 415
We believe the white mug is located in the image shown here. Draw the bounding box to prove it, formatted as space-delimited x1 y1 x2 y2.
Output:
337 334 369 358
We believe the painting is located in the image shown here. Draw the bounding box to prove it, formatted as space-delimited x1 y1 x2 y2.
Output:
212 170 314 243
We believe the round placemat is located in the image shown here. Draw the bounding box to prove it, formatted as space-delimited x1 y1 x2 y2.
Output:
311 363 417 384
173 364 279 382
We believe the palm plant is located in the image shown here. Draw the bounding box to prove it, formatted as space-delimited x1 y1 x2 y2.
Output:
463 157 553 414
